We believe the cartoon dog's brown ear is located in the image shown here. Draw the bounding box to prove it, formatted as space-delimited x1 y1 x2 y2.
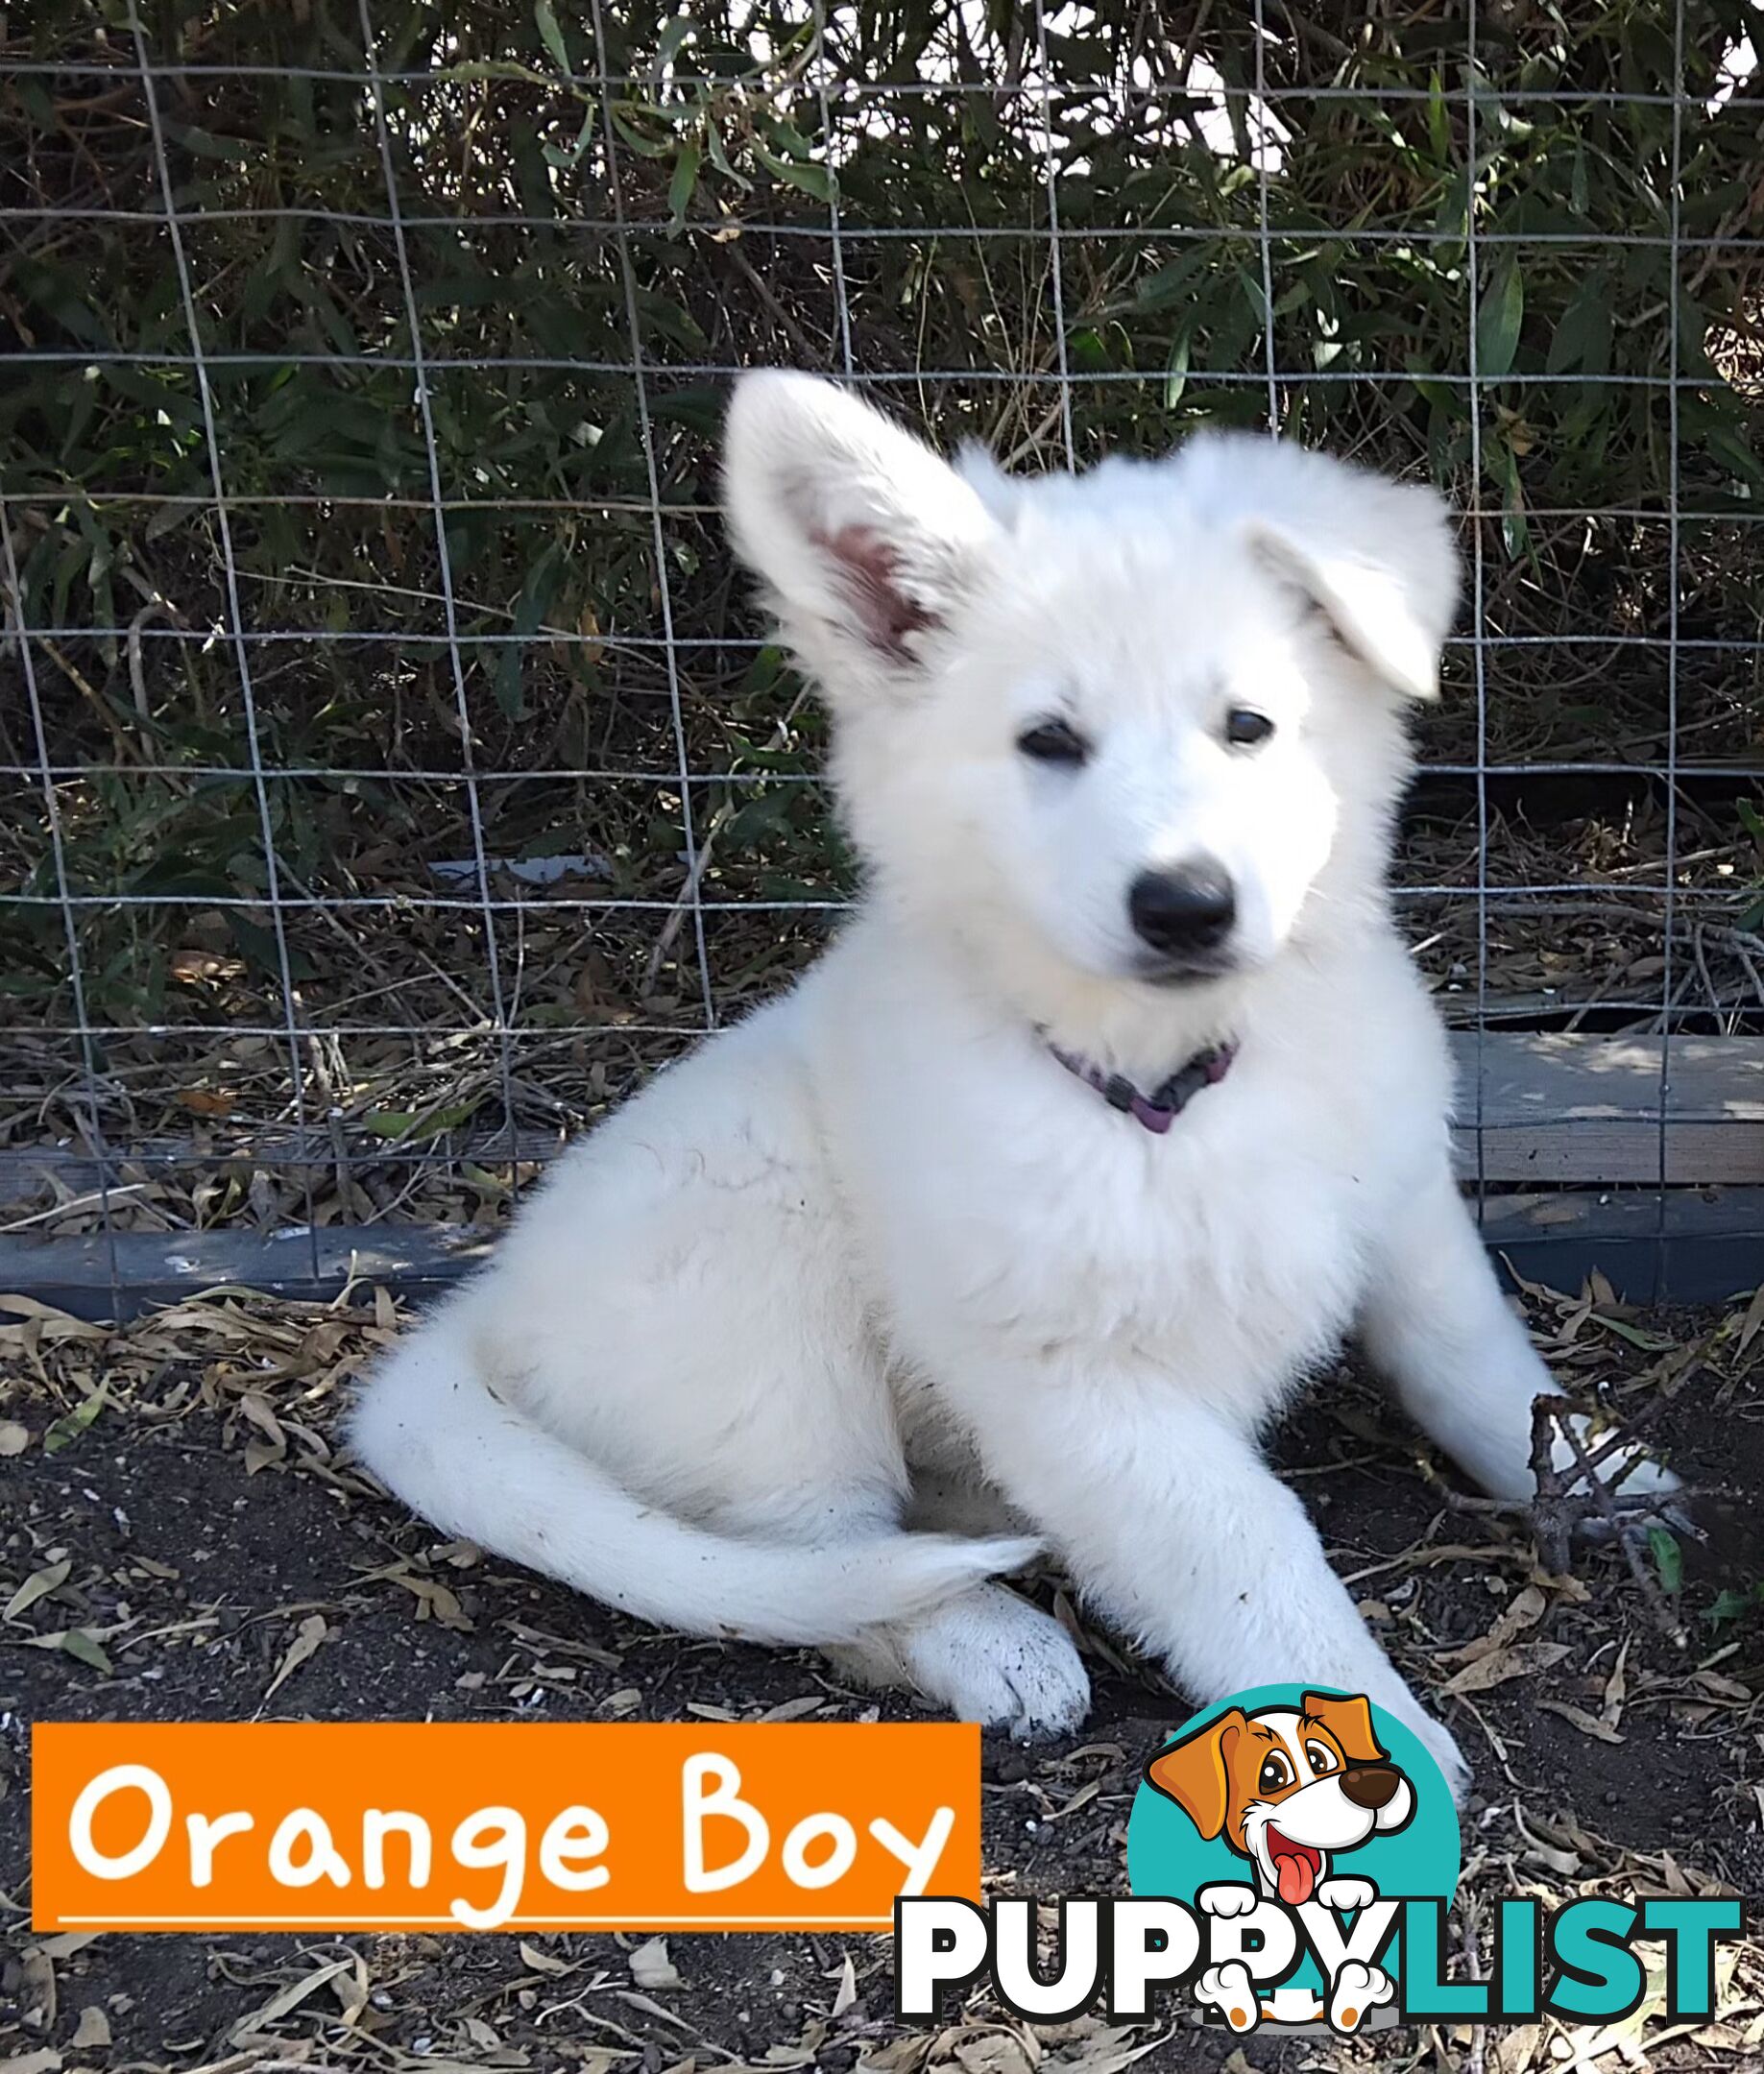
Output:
1144 1708 1248 1841
1300 1691 1389 1766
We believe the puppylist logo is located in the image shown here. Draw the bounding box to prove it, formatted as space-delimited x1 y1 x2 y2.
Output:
1133 1684 1453 2034
895 1684 1742 2037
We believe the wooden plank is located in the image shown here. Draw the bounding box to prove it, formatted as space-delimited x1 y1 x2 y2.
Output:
7 1190 1759 1320
2 1035 1760 1205
0 1224 495 1322
1447 1031 1764 1186
1479 1189 1764 1308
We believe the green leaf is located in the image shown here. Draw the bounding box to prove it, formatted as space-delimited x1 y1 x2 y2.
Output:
1648 1526 1682 1596
611 107 678 159
1426 69 1450 164
1595 1315 1675 1350
704 121 752 192
44 1388 106 1454
1476 260 1524 380
1131 249 1208 314
363 1101 479 1144
163 124 253 162
60 1629 114 1675
533 0 568 74
1547 282 1611 376
656 14 696 70
763 116 818 162
227 914 317 985
667 140 702 228
1165 331 1192 409
1707 1584 1764 1628
1068 326 1109 372
752 143 834 204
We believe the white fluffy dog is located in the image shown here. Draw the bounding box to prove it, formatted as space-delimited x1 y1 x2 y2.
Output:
352 372 1673 1791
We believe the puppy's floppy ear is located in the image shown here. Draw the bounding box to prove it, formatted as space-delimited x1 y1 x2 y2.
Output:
1247 504 1452 702
1299 1690 1389 1767
1175 432 1457 701
723 371 997 684
1143 1707 1248 1842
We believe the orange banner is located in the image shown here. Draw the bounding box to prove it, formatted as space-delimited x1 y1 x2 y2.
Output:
32 1721 979 1933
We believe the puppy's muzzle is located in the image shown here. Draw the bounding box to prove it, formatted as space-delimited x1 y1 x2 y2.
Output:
1127 857 1236 958
1340 1763 1403 1811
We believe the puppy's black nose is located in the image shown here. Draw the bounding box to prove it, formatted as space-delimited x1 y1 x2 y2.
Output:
1128 860 1236 956
1341 1764 1402 1811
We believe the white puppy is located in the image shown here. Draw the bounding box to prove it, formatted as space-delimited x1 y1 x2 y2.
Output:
352 373 1673 1792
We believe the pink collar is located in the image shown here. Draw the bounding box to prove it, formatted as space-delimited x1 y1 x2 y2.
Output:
1047 1038 1237 1134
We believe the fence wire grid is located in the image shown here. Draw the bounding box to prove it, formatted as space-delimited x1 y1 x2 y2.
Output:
3 0 1762 1307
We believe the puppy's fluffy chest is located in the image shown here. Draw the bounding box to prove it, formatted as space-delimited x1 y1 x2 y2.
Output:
813 920 1445 1422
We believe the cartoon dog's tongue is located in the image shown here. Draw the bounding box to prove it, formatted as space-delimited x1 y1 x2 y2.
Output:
1267 1827 1321 1905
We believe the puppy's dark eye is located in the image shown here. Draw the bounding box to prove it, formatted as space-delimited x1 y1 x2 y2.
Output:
1224 709 1276 749
1258 1753 1293 1794
1306 1742 1337 1775
1016 717 1090 767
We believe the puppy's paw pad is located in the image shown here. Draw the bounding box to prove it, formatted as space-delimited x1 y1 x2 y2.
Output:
1196 1963 1259 2034
1328 1959 1393 2034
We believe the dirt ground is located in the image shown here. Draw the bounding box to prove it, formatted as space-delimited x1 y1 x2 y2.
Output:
4 1272 1764 2074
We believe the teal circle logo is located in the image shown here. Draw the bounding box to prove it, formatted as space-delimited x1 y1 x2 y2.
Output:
1127 1685 1461 2035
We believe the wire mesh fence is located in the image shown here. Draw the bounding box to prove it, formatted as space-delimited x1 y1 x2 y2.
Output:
3 1 1762 1307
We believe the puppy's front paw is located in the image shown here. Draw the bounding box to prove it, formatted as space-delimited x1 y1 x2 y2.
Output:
1551 1417 1688 1536
1328 1958 1393 2034
1196 1881 1260 1918
1195 1962 1260 2034
1384 1692 1470 1806
1316 1875 1376 1914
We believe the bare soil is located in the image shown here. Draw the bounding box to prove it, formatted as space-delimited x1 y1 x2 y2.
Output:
3 1277 1764 2074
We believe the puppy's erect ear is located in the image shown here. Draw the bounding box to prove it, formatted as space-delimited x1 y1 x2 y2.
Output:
954 440 1027 526
1299 1691 1389 1767
724 371 997 686
1174 433 1458 701
1143 1707 1248 1842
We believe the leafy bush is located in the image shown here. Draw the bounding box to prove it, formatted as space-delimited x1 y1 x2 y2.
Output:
1 1 1760 1212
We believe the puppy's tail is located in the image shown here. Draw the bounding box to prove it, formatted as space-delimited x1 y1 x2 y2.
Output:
349 1336 1038 1648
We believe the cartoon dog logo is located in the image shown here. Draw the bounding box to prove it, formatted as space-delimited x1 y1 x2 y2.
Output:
1144 1690 1414 2034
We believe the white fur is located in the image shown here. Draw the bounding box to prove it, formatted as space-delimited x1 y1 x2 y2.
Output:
351 372 1674 1786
